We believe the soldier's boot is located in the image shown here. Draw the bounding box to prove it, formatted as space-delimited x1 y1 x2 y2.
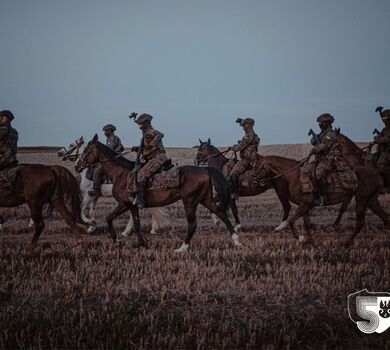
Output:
228 175 240 200
88 169 102 197
315 176 328 206
134 180 147 209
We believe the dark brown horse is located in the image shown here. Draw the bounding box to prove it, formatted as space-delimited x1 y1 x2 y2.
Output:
195 138 291 231
331 132 390 228
75 135 242 252
259 155 389 247
0 164 85 247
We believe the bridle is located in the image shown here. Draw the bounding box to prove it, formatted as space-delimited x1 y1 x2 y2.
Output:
195 144 233 165
77 142 98 170
61 140 85 162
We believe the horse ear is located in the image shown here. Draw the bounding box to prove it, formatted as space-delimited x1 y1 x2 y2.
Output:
80 136 84 141
92 134 98 143
207 138 211 145
199 138 203 144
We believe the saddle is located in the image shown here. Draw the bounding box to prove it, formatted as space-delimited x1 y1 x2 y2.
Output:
222 159 262 188
299 163 358 194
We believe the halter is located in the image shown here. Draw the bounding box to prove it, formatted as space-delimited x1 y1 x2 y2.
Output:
61 139 84 162
195 145 232 165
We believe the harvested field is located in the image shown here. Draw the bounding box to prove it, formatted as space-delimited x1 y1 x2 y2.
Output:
0 145 389 349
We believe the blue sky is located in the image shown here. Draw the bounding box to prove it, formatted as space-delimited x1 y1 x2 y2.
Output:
1 0 389 146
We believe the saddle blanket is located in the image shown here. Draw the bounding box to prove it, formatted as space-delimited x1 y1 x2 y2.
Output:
300 163 358 194
127 166 180 192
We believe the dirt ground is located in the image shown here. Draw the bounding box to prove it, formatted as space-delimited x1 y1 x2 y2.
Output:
0 146 389 349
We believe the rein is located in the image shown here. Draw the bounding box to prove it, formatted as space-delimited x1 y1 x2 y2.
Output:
196 148 231 165
259 156 310 182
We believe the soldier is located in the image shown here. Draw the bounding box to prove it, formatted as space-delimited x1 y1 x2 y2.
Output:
128 113 167 208
309 113 346 206
371 108 390 170
0 110 18 170
88 124 124 197
228 117 260 199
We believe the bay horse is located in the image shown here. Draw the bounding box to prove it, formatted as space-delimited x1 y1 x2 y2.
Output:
58 137 168 235
331 132 390 228
75 135 242 252
195 138 291 231
259 155 389 247
0 164 86 247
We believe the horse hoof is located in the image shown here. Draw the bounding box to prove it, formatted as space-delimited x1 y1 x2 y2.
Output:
298 235 305 242
175 243 189 253
274 221 288 231
121 231 129 237
87 226 96 234
149 229 159 235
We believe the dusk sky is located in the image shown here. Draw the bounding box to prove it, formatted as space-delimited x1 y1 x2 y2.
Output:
1 0 389 147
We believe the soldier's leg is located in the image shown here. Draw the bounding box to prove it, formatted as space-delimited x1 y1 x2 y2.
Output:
315 163 328 206
89 165 103 197
228 160 248 199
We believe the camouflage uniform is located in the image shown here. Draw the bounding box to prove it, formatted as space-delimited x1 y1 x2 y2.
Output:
128 113 167 208
374 109 390 168
90 124 124 196
228 117 259 198
0 110 18 170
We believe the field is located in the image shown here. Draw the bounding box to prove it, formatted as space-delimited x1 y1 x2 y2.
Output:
0 145 389 349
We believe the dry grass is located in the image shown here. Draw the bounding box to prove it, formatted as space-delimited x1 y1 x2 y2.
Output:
0 147 389 349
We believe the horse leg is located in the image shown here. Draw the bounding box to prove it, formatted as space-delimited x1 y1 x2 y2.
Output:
51 197 83 243
175 202 198 253
273 181 291 231
333 195 353 230
201 198 242 247
288 204 310 241
129 206 147 248
344 200 367 248
367 197 390 229
302 212 313 244
120 213 134 237
27 201 45 248
230 199 241 231
106 203 129 244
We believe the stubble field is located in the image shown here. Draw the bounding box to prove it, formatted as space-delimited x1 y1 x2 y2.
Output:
0 145 389 349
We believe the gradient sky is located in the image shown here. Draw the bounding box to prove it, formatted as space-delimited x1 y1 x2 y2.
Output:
1 0 389 147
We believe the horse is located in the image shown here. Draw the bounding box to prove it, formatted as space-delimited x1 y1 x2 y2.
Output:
0 163 86 247
330 132 390 228
194 138 292 231
75 135 242 252
258 155 389 247
58 137 168 235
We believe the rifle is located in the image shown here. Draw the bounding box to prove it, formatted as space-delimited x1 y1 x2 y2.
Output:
308 128 320 145
133 136 144 186
373 128 381 136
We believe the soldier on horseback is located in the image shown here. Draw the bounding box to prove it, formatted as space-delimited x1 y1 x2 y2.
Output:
128 113 168 208
0 110 18 171
371 107 390 170
309 113 349 206
88 124 124 197
228 117 260 199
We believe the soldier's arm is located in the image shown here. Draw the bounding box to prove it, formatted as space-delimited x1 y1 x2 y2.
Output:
113 136 124 153
231 134 254 151
148 130 164 148
312 133 337 153
0 127 8 140
374 130 390 144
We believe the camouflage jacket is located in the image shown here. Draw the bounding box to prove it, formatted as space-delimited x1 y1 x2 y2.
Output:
106 135 124 153
312 128 338 156
138 126 166 161
231 130 260 161
375 125 390 152
0 126 18 166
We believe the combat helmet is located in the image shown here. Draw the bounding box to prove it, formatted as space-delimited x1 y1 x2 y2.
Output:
0 110 14 121
102 124 116 131
316 113 334 124
236 117 255 127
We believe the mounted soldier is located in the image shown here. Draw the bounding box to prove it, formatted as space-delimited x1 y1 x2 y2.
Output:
88 124 124 197
227 117 260 199
128 113 168 208
0 110 18 171
308 113 351 206
371 106 390 171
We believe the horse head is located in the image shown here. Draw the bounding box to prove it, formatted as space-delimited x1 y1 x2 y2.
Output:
58 136 85 161
195 138 213 165
75 134 99 173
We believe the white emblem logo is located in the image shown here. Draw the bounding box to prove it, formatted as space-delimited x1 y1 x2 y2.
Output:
348 289 390 334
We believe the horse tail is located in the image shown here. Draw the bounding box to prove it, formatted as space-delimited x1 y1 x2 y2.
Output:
50 166 83 223
206 167 230 212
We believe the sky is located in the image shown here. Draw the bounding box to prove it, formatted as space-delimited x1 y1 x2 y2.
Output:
1 0 389 147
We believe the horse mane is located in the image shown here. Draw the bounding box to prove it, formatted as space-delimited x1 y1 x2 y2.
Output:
337 133 364 154
96 142 135 169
